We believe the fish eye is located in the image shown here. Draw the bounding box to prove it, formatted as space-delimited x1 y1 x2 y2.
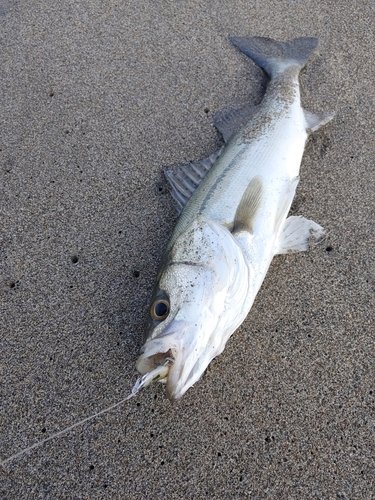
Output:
150 299 170 320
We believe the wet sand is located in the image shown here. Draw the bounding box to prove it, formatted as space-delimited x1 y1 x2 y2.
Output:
1 1 374 498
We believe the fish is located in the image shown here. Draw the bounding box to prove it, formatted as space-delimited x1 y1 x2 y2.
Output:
133 36 334 401
0 36 335 467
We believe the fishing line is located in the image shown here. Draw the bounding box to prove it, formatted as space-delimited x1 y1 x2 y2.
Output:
0 393 136 467
1 364 171 467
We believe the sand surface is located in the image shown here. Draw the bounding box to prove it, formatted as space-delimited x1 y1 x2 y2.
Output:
1 1 374 498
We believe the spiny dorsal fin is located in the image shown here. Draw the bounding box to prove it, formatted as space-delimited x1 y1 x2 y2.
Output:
303 109 335 133
275 215 325 254
233 176 264 234
164 147 224 213
213 104 256 143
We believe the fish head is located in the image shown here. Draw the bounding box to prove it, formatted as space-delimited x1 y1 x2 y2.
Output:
135 217 250 400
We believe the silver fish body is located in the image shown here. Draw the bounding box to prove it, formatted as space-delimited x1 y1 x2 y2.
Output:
134 37 333 400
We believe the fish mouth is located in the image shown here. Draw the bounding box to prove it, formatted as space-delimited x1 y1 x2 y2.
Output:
135 349 182 400
135 349 202 400
131 353 174 396
135 320 211 400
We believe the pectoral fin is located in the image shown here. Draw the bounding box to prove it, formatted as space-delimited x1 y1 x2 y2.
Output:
232 176 264 234
275 215 325 254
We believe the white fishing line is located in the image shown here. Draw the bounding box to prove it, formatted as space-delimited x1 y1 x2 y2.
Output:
0 392 135 467
1 362 172 466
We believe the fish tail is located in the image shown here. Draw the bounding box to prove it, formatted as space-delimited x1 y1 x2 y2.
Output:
230 36 319 78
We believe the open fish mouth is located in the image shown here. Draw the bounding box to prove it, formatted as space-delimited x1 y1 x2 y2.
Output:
132 355 174 396
134 322 208 400
134 351 212 401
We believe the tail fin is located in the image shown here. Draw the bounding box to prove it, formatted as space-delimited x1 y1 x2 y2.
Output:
230 36 319 78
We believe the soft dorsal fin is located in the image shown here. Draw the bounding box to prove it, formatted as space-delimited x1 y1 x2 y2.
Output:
164 147 224 213
213 104 256 142
232 176 264 234
303 109 335 133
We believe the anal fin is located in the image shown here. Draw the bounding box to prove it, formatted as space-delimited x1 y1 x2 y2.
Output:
303 109 335 133
275 215 325 254
164 147 224 213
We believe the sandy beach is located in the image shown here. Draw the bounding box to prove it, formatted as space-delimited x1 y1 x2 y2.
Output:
1 1 374 498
